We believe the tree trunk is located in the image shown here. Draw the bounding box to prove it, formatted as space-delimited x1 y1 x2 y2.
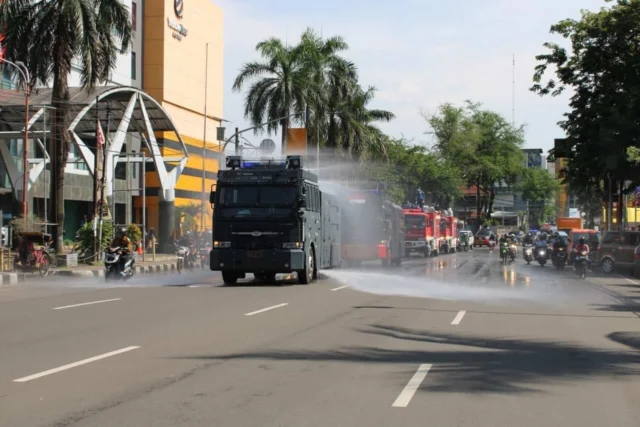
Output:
617 180 624 229
327 114 337 149
281 118 288 154
486 186 496 220
475 178 481 225
50 71 71 253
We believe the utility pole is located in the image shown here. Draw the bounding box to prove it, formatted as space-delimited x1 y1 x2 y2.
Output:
0 59 32 227
234 127 239 154
200 42 209 232
98 107 110 258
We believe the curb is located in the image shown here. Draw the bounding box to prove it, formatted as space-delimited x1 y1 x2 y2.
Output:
0 261 179 284
52 261 178 278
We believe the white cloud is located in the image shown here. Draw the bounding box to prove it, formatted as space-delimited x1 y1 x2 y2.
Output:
217 0 609 152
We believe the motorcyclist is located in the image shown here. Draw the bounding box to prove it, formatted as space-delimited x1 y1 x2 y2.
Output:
534 233 548 257
573 237 590 255
109 227 133 274
179 231 196 248
178 231 197 264
523 232 534 245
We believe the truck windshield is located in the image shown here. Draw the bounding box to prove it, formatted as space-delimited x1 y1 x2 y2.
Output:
405 215 425 229
218 186 297 205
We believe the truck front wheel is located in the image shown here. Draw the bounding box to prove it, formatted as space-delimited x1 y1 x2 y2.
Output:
222 271 237 285
298 248 315 285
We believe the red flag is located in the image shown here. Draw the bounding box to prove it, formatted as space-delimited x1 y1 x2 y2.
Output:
96 120 105 148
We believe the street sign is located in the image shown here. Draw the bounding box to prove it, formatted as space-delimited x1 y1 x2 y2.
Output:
260 138 276 154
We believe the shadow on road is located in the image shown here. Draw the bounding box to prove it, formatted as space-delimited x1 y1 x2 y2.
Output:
174 324 640 394
607 332 640 351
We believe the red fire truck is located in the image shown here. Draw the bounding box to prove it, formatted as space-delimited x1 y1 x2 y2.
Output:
437 210 459 254
341 184 405 267
403 207 439 257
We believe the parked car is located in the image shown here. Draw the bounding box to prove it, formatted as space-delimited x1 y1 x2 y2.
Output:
597 231 640 274
474 229 492 247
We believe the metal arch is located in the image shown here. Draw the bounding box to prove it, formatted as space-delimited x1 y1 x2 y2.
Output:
68 86 189 155
68 86 189 177
0 106 48 197
63 86 189 199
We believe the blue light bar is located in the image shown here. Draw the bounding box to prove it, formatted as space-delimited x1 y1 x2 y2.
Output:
241 160 286 169
363 189 380 194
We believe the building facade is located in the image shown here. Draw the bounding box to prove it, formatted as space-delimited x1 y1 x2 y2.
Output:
139 0 224 238
0 0 224 245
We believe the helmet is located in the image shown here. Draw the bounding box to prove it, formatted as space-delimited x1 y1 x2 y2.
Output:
578 237 585 245
116 227 126 239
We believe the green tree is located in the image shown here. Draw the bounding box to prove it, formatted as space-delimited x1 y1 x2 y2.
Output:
425 102 525 221
0 0 133 252
531 0 640 226
362 138 462 207
232 36 309 150
233 29 394 161
332 85 395 160
518 168 560 226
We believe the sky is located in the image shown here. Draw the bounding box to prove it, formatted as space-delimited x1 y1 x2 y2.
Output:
217 0 608 155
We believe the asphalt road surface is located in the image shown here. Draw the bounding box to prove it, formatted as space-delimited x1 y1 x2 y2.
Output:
1 248 640 427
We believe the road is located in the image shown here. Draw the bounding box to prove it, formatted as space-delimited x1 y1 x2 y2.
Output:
1 248 640 427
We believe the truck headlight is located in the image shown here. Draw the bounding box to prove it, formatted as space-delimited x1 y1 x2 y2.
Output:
213 241 231 248
282 242 302 249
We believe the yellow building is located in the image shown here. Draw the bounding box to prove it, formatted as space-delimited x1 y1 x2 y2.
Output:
136 0 223 238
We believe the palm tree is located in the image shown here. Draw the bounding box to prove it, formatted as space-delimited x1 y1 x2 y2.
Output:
333 85 395 159
232 38 308 151
295 28 356 146
0 0 133 251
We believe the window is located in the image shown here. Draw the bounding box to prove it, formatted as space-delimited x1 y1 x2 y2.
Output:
131 52 136 80
132 2 137 30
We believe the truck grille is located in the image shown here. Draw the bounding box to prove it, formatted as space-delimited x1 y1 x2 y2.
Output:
215 222 300 250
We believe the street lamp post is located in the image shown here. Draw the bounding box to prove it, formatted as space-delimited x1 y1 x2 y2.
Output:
0 59 30 226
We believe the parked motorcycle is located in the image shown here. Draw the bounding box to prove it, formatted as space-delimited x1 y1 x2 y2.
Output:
535 246 548 266
552 246 568 270
573 250 589 279
523 244 534 264
104 247 135 281
174 243 187 274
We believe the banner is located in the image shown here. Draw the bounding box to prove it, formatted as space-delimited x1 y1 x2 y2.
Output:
285 128 307 154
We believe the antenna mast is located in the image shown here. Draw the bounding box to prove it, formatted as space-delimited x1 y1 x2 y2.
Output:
512 54 515 126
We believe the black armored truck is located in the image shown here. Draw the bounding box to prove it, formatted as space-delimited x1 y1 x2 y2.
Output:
209 155 341 285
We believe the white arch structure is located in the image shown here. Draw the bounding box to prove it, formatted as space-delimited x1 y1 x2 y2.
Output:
0 86 189 203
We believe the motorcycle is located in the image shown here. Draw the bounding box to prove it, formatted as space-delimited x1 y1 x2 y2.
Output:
459 236 469 252
104 247 135 281
535 245 548 266
185 245 197 270
552 245 568 270
573 250 589 279
174 243 188 274
523 244 534 264
200 244 211 269
509 243 517 261
499 241 510 264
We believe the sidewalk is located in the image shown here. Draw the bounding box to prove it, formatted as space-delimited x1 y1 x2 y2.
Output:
0 253 181 285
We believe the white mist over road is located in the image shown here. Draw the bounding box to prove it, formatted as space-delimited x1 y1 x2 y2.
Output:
323 262 608 307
